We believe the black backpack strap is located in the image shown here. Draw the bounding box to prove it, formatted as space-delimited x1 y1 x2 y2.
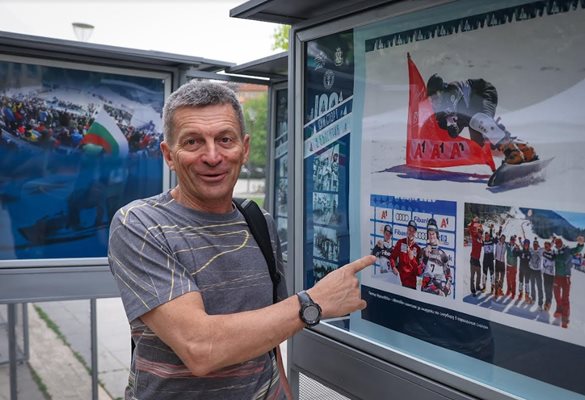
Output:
234 197 280 304
234 197 281 360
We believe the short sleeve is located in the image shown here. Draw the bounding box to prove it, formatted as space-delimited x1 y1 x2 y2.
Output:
108 206 198 322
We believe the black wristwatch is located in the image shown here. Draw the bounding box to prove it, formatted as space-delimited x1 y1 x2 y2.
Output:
296 290 322 327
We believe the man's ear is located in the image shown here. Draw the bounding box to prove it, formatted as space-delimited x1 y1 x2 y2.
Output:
242 134 251 164
160 141 174 171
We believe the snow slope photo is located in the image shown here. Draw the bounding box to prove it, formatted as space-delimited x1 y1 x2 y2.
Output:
462 203 585 347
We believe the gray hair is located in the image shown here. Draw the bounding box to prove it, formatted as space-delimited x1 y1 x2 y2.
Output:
162 80 245 144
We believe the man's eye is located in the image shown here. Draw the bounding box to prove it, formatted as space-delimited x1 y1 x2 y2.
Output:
220 137 233 144
185 138 196 146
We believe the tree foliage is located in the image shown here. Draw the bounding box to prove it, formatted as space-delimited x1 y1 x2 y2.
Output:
243 92 268 171
272 25 290 51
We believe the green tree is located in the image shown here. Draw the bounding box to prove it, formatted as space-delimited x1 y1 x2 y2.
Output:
243 92 268 174
272 25 290 51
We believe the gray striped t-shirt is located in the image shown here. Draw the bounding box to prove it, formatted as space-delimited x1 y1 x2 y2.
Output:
108 190 287 400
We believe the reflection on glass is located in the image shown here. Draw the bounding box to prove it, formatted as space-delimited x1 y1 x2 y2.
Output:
273 89 288 258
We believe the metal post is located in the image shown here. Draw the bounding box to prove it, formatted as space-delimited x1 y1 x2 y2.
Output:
290 366 300 400
8 303 18 400
90 299 98 400
22 303 29 361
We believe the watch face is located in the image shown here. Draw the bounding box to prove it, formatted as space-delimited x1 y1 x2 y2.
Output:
303 305 320 323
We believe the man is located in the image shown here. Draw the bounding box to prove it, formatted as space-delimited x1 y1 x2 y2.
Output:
420 218 452 296
505 235 521 298
494 233 507 298
390 219 422 289
541 240 555 312
552 236 584 328
481 225 499 294
426 74 537 165
529 239 544 310
468 216 483 296
518 238 533 303
108 81 374 399
371 224 401 285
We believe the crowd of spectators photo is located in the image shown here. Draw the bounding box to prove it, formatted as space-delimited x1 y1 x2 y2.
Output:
0 92 162 156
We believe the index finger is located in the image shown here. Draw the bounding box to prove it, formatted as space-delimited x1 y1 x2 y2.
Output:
345 255 376 274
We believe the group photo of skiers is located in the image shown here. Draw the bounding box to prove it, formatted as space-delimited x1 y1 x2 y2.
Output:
464 203 585 329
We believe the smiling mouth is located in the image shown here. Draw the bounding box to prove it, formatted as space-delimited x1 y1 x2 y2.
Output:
200 172 227 182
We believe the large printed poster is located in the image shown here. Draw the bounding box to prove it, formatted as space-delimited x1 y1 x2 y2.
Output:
0 58 166 261
353 0 585 396
273 89 289 258
303 30 354 288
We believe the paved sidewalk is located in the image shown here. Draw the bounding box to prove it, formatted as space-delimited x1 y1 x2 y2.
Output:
36 299 128 399
0 303 111 400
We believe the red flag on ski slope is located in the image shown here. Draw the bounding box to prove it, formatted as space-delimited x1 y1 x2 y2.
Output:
406 54 495 171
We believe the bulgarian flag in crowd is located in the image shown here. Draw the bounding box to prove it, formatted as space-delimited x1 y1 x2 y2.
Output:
81 107 129 157
406 53 495 171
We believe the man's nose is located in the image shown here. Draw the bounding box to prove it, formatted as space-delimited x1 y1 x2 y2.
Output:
201 141 222 165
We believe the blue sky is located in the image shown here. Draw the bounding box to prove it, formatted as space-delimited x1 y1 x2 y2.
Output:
557 211 585 230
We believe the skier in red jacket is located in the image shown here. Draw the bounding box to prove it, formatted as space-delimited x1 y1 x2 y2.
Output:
468 216 483 296
390 219 422 289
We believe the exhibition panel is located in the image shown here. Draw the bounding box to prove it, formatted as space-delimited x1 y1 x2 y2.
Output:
298 1 585 398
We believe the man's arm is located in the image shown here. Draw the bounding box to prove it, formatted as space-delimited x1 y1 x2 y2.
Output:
140 255 375 377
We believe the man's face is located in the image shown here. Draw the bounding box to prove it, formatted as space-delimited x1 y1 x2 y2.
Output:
430 91 455 115
427 230 438 244
407 226 416 239
384 230 392 242
161 104 249 213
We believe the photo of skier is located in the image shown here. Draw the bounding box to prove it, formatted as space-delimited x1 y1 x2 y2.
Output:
463 202 585 333
481 225 498 295
420 218 453 297
390 219 422 290
426 74 538 167
468 216 483 296
529 239 544 309
541 240 556 312
517 238 533 303
370 224 401 285
552 236 584 329
505 235 521 299
360 3 585 204
493 233 507 298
